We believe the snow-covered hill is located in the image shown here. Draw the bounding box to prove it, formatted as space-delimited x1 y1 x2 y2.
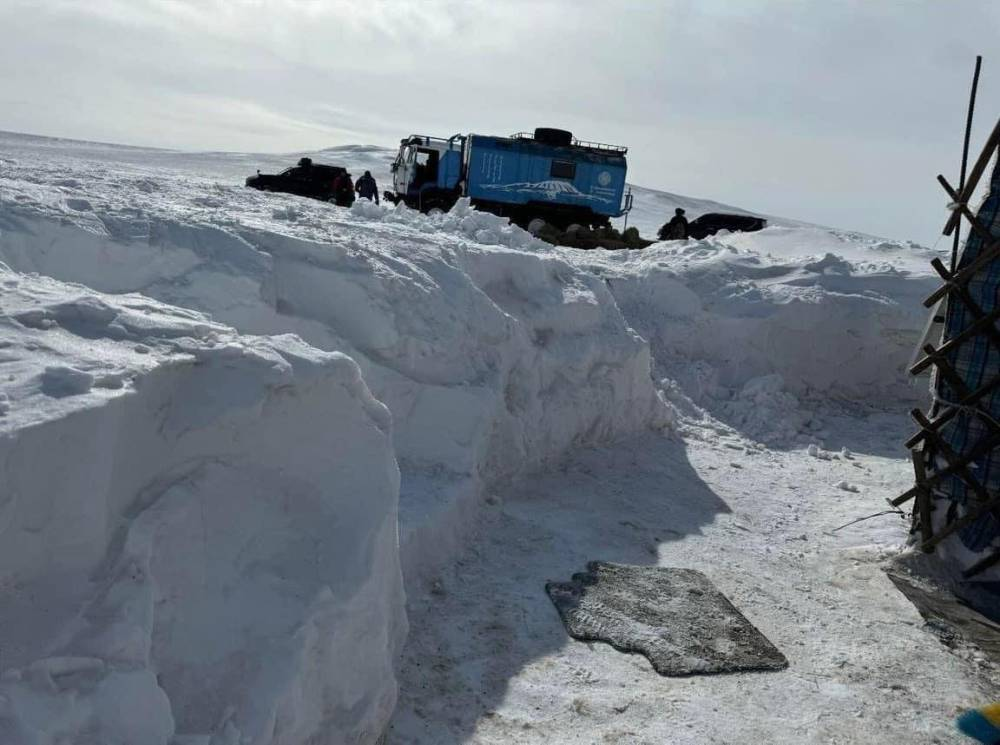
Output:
0 130 973 744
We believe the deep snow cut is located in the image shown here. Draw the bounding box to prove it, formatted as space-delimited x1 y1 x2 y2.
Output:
0 131 947 743
0 264 404 743
0 132 673 584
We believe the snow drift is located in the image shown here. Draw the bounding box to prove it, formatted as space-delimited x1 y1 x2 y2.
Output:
0 132 673 743
0 131 943 743
570 228 940 444
0 139 671 580
0 265 404 744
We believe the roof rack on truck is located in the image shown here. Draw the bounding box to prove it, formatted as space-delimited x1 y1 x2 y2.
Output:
508 132 628 155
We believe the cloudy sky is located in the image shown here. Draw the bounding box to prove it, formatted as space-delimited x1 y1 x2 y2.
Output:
1 0 998 242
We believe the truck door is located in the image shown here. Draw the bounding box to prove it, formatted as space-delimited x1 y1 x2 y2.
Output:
413 149 440 188
393 145 416 196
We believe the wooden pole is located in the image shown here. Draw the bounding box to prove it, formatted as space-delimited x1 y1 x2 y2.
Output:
944 117 1000 237
952 56 983 273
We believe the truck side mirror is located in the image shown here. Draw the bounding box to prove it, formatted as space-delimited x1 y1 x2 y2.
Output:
257 169 260 175
391 163 398 172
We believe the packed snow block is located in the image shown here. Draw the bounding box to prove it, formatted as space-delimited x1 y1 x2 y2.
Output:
0 266 405 744
575 231 935 444
0 162 671 587
237 226 670 581
599 251 931 403
458 247 668 471
546 561 788 676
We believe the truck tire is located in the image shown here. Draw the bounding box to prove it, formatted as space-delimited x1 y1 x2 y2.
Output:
527 218 548 235
533 128 573 147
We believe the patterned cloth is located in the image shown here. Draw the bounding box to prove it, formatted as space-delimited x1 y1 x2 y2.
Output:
930 152 1000 551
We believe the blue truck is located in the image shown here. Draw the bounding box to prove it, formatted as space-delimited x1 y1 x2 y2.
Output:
386 127 633 230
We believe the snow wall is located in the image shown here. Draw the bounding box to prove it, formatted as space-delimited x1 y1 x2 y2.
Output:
0 144 937 743
0 177 670 742
0 266 404 744
0 192 671 578
571 233 937 445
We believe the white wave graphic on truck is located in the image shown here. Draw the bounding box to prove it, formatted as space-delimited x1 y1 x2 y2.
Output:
480 180 612 203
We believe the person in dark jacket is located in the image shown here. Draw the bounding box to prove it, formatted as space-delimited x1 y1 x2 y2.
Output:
355 170 380 205
658 208 689 240
333 172 355 207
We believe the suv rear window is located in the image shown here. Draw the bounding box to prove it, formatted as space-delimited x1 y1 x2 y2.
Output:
550 160 576 180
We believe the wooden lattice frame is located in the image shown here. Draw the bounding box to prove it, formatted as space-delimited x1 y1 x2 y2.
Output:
893 118 1000 577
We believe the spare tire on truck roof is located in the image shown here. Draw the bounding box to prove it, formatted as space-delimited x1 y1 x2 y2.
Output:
533 128 573 146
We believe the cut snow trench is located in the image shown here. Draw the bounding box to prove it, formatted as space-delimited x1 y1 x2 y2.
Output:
0 131 953 743
0 267 404 744
0 151 673 586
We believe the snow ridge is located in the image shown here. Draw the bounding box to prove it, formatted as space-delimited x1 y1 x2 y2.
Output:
0 134 672 743
0 131 945 743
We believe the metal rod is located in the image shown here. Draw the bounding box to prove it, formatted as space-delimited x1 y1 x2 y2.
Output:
952 56 983 272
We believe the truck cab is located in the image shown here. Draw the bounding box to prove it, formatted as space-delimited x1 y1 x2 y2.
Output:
389 135 465 211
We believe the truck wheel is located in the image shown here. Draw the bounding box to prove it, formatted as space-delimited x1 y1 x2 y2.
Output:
527 218 547 235
428 207 445 217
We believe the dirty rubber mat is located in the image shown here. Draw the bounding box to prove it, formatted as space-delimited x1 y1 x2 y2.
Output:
546 561 788 676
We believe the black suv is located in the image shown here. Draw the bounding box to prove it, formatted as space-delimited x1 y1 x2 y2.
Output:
688 213 766 240
246 158 354 206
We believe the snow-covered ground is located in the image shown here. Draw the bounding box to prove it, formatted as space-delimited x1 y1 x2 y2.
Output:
0 130 993 743
391 422 995 744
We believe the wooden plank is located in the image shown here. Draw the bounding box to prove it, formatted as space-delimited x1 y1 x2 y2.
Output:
921 491 1000 550
927 351 974 400
938 175 997 243
896 426 1000 507
927 269 1000 355
912 408 991 502
905 373 1000 448
892 486 918 508
912 449 934 549
944 116 1000 236
952 56 985 273
963 548 1000 579
910 305 1000 375
924 236 1000 307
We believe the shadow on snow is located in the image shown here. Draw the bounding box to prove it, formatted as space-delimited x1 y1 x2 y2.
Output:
388 430 731 744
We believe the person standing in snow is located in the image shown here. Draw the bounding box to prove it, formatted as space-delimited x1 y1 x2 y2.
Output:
658 208 689 240
355 170 380 205
333 171 355 207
